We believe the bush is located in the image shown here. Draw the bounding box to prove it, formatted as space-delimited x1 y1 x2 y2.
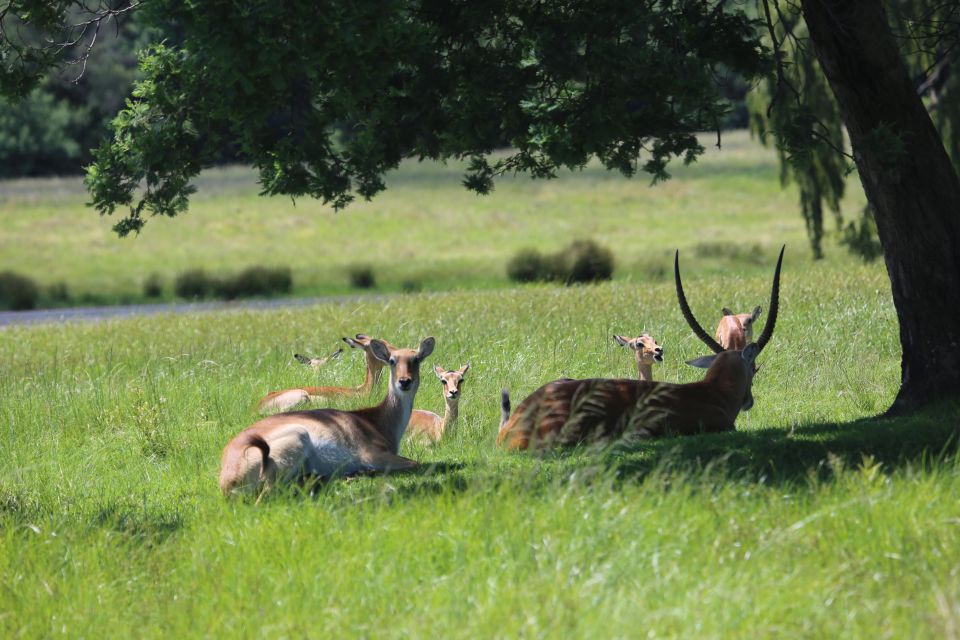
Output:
143 273 164 298
565 239 615 283
506 249 546 283
46 281 71 303
506 239 615 285
174 269 214 299
401 279 422 293
0 271 40 310
348 265 376 289
215 266 292 299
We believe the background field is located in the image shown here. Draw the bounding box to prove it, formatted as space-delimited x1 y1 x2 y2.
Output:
2 134 959 638
0 130 869 302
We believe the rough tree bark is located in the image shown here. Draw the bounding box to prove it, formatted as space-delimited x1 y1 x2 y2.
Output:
801 0 960 414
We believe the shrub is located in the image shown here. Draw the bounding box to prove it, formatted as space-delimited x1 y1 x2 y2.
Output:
565 239 615 283
143 273 164 298
693 241 765 265
400 279 422 293
507 239 615 285
46 281 71 303
174 269 214 299
0 271 39 310
348 265 376 289
506 249 545 283
216 266 292 299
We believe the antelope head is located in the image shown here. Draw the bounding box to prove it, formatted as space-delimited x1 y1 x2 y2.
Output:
613 332 664 365
434 364 469 401
293 347 343 369
369 337 435 395
674 245 784 410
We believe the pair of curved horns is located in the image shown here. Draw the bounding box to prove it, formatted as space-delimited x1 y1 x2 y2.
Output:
674 245 784 354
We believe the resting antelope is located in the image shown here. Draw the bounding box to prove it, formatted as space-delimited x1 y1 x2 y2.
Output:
497 247 783 450
613 333 663 381
293 347 343 369
406 364 469 444
257 334 388 413
220 337 435 495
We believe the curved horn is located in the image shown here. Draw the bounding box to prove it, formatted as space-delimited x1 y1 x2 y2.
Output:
674 250 724 354
756 245 785 352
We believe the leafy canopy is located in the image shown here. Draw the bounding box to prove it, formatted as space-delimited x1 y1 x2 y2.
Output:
49 0 761 235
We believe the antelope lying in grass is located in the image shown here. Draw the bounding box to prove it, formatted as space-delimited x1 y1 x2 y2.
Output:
257 334 387 413
293 347 343 369
406 364 469 444
613 333 663 381
220 337 435 495
497 247 783 450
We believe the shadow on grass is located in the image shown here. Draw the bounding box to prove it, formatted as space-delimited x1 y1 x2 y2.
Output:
599 401 960 486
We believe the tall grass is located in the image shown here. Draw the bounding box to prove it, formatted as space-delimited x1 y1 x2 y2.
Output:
2 261 958 637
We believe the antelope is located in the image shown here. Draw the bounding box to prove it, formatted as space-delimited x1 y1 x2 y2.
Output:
257 334 388 413
220 337 435 495
613 333 663 381
715 307 762 351
496 247 783 450
406 364 469 444
293 347 343 369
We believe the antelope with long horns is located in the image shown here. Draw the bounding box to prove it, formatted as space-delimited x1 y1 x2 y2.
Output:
221 337 435 495
406 364 469 444
497 247 783 450
257 334 388 413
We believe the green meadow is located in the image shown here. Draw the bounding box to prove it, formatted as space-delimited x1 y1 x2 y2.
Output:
2 132 959 637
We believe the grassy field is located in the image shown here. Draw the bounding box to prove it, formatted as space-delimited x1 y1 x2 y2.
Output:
0 130 869 303
3 132 959 637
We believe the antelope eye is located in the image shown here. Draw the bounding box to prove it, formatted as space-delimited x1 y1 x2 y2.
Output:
389 357 397 365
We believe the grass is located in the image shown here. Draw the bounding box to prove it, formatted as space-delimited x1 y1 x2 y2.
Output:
2 259 959 637
3 132 958 637
0 130 870 303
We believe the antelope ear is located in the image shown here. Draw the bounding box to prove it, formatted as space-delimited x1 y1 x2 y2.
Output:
742 343 760 364
329 348 343 360
369 339 391 363
641 331 650 337
294 353 311 364
343 337 362 349
751 306 762 322
459 363 470 376
418 337 436 360
434 364 445 378
722 308 734 316
686 354 717 369
613 335 630 348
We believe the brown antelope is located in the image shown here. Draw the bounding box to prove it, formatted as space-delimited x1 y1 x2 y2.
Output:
406 364 469 444
293 347 343 369
613 333 663 381
497 247 783 450
257 334 388 413
715 307 762 351
220 337 435 495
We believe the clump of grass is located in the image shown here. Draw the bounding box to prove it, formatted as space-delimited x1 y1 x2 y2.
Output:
348 264 377 289
0 270 39 310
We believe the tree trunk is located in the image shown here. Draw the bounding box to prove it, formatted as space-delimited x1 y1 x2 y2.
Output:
800 0 960 414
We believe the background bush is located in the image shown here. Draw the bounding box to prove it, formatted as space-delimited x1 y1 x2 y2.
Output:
215 266 292 300
142 273 164 298
348 265 377 289
0 271 40 310
173 269 214 300
506 239 615 285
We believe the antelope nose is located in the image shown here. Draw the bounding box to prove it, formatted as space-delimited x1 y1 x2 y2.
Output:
398 378 412 390
448 389 459 398
655 347 663 354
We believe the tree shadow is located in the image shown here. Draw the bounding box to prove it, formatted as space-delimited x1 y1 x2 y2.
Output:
600 401 960 486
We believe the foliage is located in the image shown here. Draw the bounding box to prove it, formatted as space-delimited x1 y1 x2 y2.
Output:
142 273 163 298
0 270 38 310
214 266 292 300
172 268 212 299
507 239 614 285
348 265 377 290
840 206 884 263
44 0 764 235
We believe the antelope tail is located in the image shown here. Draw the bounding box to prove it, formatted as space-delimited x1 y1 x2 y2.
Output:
241 433 271 476
500 390 512 429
